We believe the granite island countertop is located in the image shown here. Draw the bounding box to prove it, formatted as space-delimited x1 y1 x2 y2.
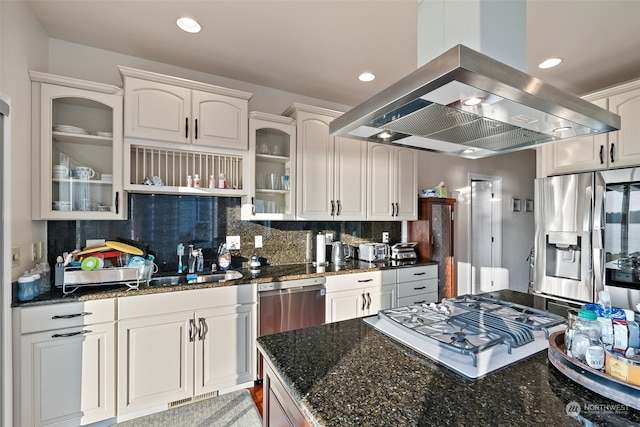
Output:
257 290 640 427
12 259 436 307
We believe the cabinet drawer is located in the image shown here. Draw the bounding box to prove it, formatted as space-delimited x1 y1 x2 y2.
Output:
20 299 115 334
118 284 256 319
397 278 438 298
397 265 437 283
397 292 438 306
326 271 382 292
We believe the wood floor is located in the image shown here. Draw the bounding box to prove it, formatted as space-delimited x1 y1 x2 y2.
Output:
248 384 263 417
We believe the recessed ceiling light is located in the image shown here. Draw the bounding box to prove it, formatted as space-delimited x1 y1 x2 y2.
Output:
358 72 375 82
177 17 201 33
538 58 562 69
462 96 484 106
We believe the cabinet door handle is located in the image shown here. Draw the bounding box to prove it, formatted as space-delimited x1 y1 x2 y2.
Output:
391 203 396 217
195 118 198 140
330 200 335 216
414 286 426 290
185 117 189 139
336 200 342 216
357 279 373 283
52 330 91 338
198 318 208 340
361 293 366 311
115 192 119 215
599 144 604 164
52 311 92 319
366 292 372 309
413 272 426 276
189 319 196 342
251 197 256 215
610 143 615 163
395 202 399 217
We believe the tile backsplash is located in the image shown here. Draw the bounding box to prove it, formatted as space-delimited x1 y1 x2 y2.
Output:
48 194 401 273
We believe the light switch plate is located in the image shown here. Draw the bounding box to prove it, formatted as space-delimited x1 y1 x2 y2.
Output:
255 235 263 248
226 235 241 250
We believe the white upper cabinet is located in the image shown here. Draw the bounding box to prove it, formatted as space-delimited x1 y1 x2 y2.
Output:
540 79 640 176
242 112 297 220
119 66 252 151
30 71 126 220
368 142 417 220
285 103 367 221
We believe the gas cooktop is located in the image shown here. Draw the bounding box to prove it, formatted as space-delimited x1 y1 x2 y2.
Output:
364 294 566 380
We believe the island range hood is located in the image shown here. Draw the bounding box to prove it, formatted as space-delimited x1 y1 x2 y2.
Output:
329 45 621 159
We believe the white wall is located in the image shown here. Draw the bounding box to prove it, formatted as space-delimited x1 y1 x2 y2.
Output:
1 2 48 281
415 148 536 294
47 39 352 116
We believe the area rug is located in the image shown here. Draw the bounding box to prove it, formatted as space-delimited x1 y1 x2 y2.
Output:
115 389 262 427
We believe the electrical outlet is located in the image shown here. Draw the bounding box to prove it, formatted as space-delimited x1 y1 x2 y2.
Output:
226 235 241 250
12 247 20 267
382 232 389 243
31 243 38 261
325 232 334 244
36 241 44 260
255 235 263 248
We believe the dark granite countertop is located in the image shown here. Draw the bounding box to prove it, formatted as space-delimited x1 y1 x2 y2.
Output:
257 290 640 427
12 259 436 307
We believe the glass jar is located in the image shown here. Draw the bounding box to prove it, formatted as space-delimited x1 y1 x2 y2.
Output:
569 309 603 368
17 273 36 302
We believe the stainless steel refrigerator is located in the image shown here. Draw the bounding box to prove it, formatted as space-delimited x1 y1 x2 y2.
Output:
534 167 640 310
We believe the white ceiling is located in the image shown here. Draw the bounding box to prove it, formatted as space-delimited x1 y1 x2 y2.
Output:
25 0 640 107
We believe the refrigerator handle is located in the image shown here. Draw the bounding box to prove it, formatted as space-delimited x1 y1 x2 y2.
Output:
592 184 604 249
592 180 605 295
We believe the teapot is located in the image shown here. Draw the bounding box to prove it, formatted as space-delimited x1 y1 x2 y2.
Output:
331 242 353 266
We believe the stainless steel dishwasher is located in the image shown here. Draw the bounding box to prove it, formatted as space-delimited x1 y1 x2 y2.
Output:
258 276 326 336
257 276 326 379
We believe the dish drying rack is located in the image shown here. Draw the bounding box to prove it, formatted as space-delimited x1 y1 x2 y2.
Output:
59 266 140 295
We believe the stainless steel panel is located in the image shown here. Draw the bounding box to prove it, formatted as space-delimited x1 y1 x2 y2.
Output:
258 284 326 337
534 173 594 303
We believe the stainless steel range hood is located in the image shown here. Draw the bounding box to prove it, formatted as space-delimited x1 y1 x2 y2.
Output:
329 45 621 159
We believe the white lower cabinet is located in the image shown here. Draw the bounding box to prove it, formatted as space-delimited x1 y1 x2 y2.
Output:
16 299 116 427
117 285 256 416
325 270 396 323
396 265 439 306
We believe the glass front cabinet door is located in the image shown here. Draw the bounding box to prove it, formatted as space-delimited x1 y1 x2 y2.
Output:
242 112 296 220
31 72 126 220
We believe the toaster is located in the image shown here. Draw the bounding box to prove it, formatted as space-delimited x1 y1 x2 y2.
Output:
359 243 390 262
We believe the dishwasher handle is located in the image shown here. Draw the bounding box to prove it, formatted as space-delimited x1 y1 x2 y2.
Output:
257 277 326 292
259 284 325 298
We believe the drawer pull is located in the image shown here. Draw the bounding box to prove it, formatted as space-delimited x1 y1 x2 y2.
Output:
52 312 92 320
52 330 91 338
361 293 366 311
357 279 373 283
414 286 426 290
413 300 426 304
413 272 426 276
